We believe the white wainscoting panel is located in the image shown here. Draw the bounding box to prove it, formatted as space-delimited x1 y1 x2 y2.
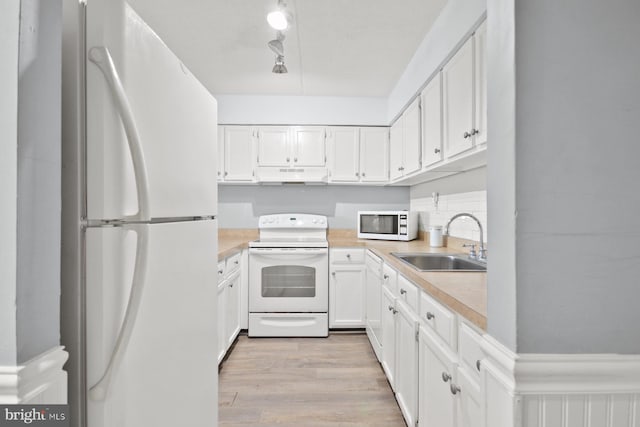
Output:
522 394 640 427
0 346 68 404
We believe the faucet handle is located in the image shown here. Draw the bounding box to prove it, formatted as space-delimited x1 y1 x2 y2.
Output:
463 243 477 259
478 248 487 261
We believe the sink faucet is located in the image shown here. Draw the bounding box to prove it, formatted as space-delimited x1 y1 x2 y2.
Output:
444 213 486 261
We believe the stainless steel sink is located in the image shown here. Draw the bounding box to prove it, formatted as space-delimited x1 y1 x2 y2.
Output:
391 253 486 272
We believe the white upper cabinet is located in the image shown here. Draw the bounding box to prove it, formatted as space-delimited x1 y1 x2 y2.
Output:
473 20 487 146
443 37 475 159
217 126 225 181
442 21 487 160
421 73 443 168
292 126 327 167
390 118 404 181
328 127 360 182
327 126 389 184
390 97 422 181
359 127 389 182
223 126 255 181
403 97 422 175
257 126 291 167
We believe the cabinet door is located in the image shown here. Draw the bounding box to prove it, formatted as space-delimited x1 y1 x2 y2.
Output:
422 73 443 168
360 127 389 182
419 326 457 427
292 126 326 167
473 21 487 146
402 97 422 175
224 126 254 181
257 126 291 166
328 127 360 182
381 287 396 390
457 367 482 427
443 37 474 159
225 271 241 349
330 266 366 328
217 126 224 181
395 301 419 427
365 255 383 358
389 118 404 181
217 282 226 364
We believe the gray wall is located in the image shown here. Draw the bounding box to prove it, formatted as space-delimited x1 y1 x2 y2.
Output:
488 0 640 353
0 0 21 367
16 0 63 363
218 185 410 229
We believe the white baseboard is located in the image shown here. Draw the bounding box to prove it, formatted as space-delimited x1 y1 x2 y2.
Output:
481 336 640 427
0 346 69 404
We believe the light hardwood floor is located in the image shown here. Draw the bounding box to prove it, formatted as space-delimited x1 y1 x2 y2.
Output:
219 333 406 427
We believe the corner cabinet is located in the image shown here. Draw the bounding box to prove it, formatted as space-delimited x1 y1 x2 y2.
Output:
329 248 366 328
390 97 422 182
327 127 389 184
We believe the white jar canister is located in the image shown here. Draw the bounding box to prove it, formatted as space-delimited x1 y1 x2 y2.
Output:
429 226 443 247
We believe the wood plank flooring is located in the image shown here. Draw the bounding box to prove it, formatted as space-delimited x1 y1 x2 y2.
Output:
219 333 406 427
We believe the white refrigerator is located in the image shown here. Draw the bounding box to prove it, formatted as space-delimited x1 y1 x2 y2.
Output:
82 1 218 426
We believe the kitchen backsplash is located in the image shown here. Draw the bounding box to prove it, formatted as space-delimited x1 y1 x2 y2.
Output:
410 190 487 243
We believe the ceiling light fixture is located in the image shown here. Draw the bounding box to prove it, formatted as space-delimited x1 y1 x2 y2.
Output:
272 55 288 74
267 0 290 31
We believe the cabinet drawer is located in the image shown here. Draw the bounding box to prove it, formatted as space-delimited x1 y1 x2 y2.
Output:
420 292 457 349
382 263 397 293
217 261 226 284
458 320 483 380
331 248 365 264
226 252 241 275
397 274 419 313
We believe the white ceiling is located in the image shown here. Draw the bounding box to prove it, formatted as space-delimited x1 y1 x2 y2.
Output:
127 0 448 97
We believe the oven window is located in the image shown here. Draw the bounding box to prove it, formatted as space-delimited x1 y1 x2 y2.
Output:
360 214 398 235
261 265 316 298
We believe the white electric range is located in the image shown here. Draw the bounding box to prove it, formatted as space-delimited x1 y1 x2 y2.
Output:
248 214 329 337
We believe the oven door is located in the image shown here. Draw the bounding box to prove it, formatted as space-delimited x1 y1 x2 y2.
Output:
249 248 328 313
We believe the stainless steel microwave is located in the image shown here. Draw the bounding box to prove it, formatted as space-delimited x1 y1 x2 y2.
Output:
357 211 419 241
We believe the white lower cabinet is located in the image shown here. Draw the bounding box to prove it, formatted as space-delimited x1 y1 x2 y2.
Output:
395 300 420 427
381 287 397 390
330 248 366 328
419 325 458 427
363 250 487 427
217 252 244 365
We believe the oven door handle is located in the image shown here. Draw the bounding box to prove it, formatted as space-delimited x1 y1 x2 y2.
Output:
249 248 328 256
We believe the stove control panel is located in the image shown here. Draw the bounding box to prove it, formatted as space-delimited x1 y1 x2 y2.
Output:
258 214 327 229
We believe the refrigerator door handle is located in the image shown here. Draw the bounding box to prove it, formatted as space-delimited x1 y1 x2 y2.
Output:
89 225 149 401
88 46 151 222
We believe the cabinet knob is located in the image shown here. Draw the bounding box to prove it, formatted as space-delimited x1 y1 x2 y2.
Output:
388 305 394 311
426 312 435 320
224 171 228 176
361 172 366 177
383 274 389 279
229 283 234 288
476 359 481 371
450 383 461 395
442 372 451 383
355 172 360 177
218 270 223 274
463 131 471 139
471 128 479 135
400 288 407 295
331 271 336 276
286 157 290 162
393 309 398 314
294 157 298 162
434 148 441 154
346 254 351 259
217 171 221 176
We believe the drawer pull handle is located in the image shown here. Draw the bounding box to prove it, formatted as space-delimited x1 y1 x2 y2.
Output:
442 372 451 383
383 274 389 279
450 383 461 395
476 360 481 371
426 312 435 320
400 288 407 295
